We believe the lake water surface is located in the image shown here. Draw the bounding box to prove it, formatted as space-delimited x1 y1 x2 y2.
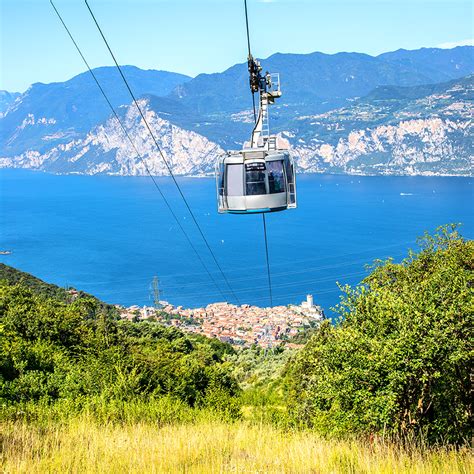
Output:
1 169 472 315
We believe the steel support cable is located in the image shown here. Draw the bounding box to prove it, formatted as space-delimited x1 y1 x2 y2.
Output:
50 0 229 302
83 0 240 305
244 0 252 58
243 0 274 307
262 214 273 306
244 0 258 122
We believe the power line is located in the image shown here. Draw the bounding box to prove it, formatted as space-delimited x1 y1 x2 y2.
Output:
76 239 414 285
100 268 371 301
69 243 410 299
98 286 347 308
77 246 408 301
80 266 371 298
49 0 230 302
83 0 240 305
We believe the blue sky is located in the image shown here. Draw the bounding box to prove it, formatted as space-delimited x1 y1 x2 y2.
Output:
1 0 473 92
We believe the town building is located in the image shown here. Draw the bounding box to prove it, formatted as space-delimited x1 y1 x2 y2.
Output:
118 295 325 347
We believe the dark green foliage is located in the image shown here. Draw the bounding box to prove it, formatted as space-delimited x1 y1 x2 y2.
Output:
0 263 73 301
0 263 117 315
0 269 240 421
285 225 473 443
287 328 319 345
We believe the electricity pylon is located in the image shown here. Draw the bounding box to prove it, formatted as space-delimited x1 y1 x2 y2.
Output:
150 276 162 310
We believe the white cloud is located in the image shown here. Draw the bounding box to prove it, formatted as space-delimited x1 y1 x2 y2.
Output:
436 39 474 49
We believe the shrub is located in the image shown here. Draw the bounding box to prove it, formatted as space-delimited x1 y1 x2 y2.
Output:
285 225 473 444
0 274 241 419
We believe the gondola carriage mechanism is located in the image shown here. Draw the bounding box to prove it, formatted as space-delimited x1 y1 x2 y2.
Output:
216 52 297 214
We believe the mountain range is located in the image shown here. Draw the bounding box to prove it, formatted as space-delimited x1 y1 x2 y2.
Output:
0 46 472 176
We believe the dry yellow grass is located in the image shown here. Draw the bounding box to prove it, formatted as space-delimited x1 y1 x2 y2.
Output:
1 419 472 474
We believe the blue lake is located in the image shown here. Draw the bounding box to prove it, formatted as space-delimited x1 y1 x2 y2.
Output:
0 169 472 315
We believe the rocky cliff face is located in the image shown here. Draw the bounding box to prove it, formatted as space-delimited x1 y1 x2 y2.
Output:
293 118 471 175
0 98 222 176
0 91 20 117
290 76 473 175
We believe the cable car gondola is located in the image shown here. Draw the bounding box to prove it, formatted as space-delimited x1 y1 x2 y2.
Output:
216 59 297 214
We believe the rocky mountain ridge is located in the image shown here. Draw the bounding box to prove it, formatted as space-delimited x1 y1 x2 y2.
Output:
291 75 473 175
0 91 20 118
0 99 222 176
0 46 472 176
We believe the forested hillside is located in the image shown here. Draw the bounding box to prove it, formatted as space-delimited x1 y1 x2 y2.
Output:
1 226 472 446
0 267 240 421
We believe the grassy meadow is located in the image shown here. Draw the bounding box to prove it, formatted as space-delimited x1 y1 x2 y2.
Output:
2 417 472 474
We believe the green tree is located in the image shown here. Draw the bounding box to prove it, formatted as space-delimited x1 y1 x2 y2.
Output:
286 225 473 444
0 271 241 419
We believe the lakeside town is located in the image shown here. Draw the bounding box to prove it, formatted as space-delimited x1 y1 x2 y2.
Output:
118 294 325 347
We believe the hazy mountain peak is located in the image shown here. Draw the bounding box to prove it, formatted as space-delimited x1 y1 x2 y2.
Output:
0 90 21 117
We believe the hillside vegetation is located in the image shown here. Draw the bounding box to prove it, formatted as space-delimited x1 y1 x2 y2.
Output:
2 418 471 473
0 225 472 472
0 268 240 421
286 225 473 444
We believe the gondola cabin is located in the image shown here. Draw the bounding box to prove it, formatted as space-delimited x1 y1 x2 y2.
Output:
216 64 297 215
216 147 296 214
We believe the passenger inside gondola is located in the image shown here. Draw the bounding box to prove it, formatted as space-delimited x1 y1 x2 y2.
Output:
267 160 285 194
245 162 266 195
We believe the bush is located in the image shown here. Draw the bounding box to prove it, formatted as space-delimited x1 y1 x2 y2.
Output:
285 225 473 444
0 273 241 420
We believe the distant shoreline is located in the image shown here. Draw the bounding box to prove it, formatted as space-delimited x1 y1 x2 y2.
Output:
1 167 472 179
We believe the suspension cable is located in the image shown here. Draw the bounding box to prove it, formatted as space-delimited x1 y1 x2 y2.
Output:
244 0 252 58
261 214 273 306
244 0 258 122
50 0 231 302
243 0 274 307
82 0 240 304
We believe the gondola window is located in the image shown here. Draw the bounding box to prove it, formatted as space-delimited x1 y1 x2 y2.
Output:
245 162 266 195
267 160 285 194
